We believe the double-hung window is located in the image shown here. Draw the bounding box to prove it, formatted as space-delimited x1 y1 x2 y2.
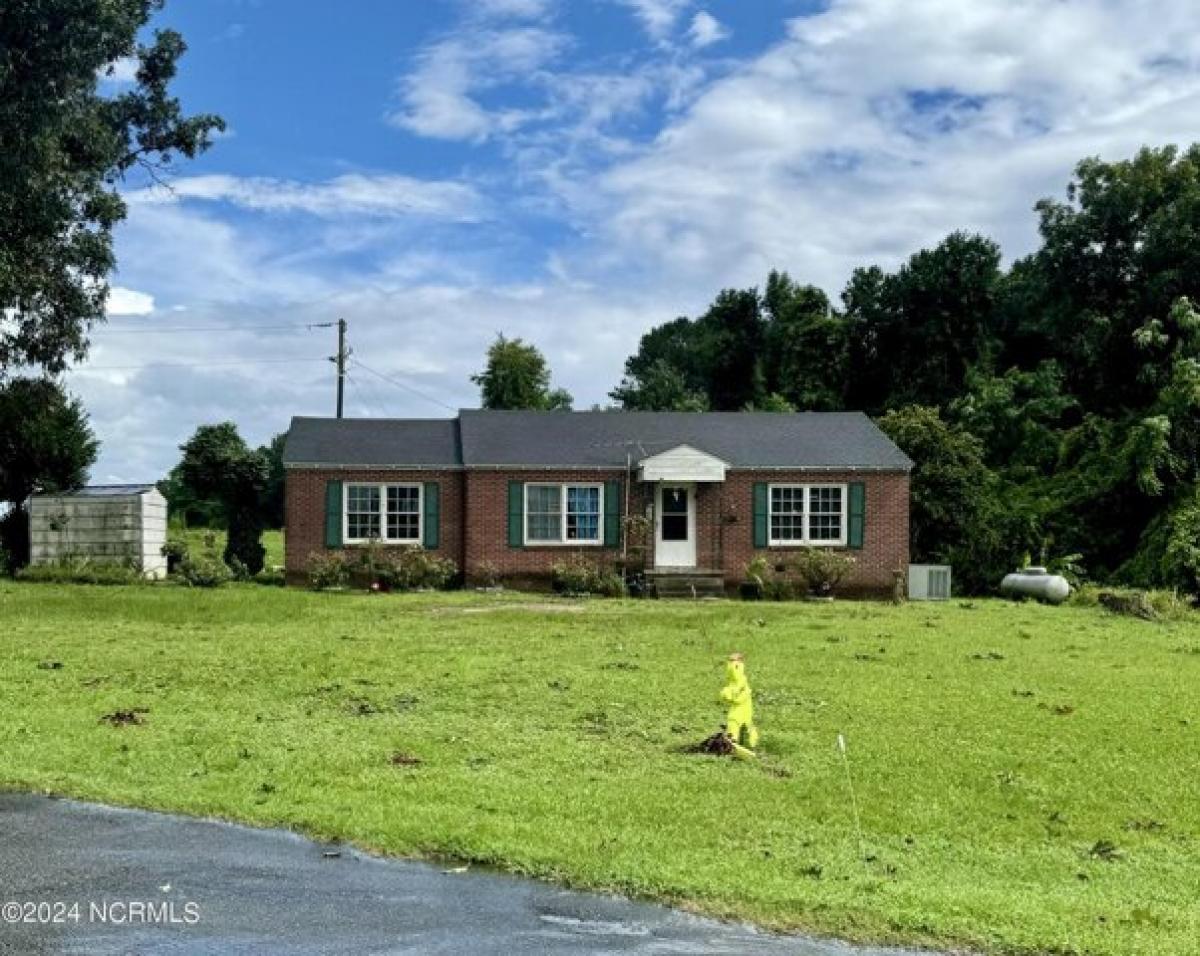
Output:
769 484 846 546
344 483 422 544
525 483 602 545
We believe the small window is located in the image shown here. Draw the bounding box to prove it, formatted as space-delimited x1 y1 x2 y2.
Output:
808 485 843 542
345 483 422 543
525 483 603 545
346 485 381 541
770 486 804 543
526 485 562 542
768 483 846 546
387 485 421 541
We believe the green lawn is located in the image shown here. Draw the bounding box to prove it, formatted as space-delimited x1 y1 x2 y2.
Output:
180 528 285 567
1 585 1197 954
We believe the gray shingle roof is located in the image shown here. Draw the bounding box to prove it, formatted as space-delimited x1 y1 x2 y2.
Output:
458 410 911 470
283 411 911 471
283 417 462 467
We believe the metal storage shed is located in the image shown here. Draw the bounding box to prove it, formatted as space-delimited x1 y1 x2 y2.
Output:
29 485 168 579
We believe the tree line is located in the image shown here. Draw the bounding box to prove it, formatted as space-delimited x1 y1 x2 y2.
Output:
599 147 1200 594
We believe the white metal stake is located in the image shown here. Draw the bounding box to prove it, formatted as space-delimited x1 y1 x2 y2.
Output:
837 733 867 864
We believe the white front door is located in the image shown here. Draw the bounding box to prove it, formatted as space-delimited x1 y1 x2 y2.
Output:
655 483 696 568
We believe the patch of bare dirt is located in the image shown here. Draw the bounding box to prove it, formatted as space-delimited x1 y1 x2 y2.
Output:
684 732 737 755
100 708 148 727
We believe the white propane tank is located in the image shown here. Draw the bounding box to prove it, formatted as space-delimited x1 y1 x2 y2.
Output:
1000 566 1071 605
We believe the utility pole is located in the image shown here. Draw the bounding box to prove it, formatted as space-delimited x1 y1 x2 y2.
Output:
332 318 349 418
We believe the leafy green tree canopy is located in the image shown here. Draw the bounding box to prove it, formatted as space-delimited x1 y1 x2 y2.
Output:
0 377 98 566
472 335 573 410
177 424 268 574
0 0 224 373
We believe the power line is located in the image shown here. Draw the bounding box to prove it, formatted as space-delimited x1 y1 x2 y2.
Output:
349 365 392 417
95 322 335 335
350 358 456 413
70 357 329 371
345 371 385 418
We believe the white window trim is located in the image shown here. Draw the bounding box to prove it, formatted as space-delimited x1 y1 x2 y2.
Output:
344 482 423 545
767 483 848 548
523 482 604 547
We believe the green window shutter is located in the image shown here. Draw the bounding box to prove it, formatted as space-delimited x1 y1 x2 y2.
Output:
848 481 865 550
603 480 621 547
422 482 440 550
324 480 343 548
507 481 524 548
752 483 768 548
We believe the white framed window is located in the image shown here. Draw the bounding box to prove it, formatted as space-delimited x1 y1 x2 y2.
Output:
344 483 422 544
525 483 603 545
769 483 846 546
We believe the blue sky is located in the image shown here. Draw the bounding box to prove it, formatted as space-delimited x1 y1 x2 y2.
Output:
77 0 1200 481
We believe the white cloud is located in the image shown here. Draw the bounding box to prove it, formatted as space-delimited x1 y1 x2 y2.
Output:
132 173 486 222
388 27 568 141
616 0 692 40
581 0 1200 290
687 11 727 48
106 287 155 316
473 0 555 19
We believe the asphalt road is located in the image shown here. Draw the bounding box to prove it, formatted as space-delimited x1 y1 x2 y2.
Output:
0 794 928 955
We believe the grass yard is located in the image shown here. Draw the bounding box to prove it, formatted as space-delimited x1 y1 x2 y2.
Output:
180 528 285 568
1 584 1197 955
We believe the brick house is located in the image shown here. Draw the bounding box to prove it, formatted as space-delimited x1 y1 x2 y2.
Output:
282 410 912 595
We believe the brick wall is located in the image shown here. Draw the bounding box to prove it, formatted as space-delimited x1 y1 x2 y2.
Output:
287 466 909 596
284 469 465 580
463 469 630 583
719 471 910 597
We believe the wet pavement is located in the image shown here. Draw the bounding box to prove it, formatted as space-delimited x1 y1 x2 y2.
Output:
0 794 930 955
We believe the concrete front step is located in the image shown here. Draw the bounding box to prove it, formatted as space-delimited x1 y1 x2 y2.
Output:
648 570 726 599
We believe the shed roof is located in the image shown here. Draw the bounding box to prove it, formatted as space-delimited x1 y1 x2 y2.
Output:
34 484 159 498
283 411 911 471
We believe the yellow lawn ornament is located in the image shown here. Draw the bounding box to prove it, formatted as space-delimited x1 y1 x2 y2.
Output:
720 652 759 756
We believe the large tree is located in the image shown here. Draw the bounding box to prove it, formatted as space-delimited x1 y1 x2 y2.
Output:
177 424 269 574
0 0 223 373
472 335 573 410
1005 146 1200 413
761 270 847 410
0 378 98 566
842 232 1003 414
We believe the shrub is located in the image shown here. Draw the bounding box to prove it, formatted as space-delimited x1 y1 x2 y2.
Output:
17 556 144 586
474 560 502 589
161 537 189 574
741 556 804 600
742 556 772 599
793 548 857 597
370 546 458 592
177 551 232 588
552 553 626 597
307 551 351 590
1045 552 1086 589
226 555 253 582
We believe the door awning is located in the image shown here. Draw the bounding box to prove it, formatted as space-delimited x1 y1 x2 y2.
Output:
638 444 728 482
